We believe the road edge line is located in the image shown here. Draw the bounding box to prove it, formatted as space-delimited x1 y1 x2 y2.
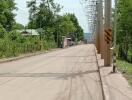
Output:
0 49 60 64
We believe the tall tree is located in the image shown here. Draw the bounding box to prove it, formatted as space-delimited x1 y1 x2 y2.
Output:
65 13 84 41
0 0 16 31
117 0 132 60
27 0 61 29
52 15 77 47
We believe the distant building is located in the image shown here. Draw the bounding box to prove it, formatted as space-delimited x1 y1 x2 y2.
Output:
17 29 39 36
84 33 93 43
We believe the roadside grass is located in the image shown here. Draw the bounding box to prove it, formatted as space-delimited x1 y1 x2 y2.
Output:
117 59 132 86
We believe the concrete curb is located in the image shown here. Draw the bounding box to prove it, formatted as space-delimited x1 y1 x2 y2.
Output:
94 48 106 100
94 51 110 100
97 60 110 100
0 49 60 64
99 68 110 100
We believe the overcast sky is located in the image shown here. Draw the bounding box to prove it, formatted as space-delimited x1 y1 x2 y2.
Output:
15 0 88 33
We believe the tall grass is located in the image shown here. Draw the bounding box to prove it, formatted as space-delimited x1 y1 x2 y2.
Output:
0 31 57 59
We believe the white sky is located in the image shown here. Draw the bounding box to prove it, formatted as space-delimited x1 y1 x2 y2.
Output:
15 0 114 33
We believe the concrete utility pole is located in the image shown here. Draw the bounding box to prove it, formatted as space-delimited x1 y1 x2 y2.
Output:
104 0 112 66
95 2 100 53
114 0 117 48
98 0 104 58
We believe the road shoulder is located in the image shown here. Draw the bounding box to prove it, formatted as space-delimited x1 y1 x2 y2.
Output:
0 49 60 64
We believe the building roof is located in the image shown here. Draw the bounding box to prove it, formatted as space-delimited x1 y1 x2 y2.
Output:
17 29 39 36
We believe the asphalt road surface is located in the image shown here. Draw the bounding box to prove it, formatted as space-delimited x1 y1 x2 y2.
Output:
0 44 103 100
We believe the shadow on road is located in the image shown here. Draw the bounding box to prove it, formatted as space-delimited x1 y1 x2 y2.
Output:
0 70 98 78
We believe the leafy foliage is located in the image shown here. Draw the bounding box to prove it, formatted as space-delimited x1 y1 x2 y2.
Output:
117 0 132 62
0 0 16 31
13 23 25 30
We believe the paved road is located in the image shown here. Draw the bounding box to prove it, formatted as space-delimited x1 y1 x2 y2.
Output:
0 44 103 100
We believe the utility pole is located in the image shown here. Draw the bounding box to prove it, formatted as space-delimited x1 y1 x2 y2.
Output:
104 0 112 66
56 25 59 47
95 1 100 53
57 24 61 48
98 0 104 58
114 0 117 48
112 0 118 72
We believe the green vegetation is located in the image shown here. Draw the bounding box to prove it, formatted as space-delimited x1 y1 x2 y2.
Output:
116 0 132 86
27 0 84 47
0 0 16 31
117 59 132 86
117 0 132 63
0 0 84 59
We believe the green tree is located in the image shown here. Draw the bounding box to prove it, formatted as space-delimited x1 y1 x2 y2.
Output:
0 0 16 31
27 0 61 29
27 0 61 44
13 23 25 30
65 13 84 41
117 0 132 61
53 15 77 47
